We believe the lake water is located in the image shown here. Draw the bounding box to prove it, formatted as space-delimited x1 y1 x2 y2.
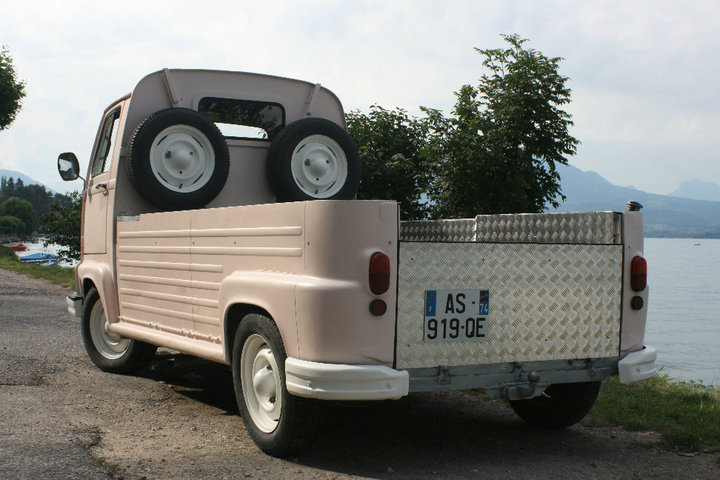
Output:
644 238 720 386
12 239 719 384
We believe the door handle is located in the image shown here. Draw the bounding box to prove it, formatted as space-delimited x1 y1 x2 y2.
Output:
94 183 109 195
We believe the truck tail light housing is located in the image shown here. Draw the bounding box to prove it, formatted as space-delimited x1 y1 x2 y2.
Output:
369 252 390 295
630 256 647 292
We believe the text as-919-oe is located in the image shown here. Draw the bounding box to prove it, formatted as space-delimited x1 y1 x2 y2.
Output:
423 289 489 343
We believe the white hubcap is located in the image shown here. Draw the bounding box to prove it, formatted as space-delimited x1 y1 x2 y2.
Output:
89 299 130 359
241 334 282 433
149 125 215 193
290 134 348 198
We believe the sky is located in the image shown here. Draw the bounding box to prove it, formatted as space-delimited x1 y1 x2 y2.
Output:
1 0 718 195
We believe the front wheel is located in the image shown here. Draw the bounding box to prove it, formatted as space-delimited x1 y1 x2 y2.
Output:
81 287 157 374
232 314 317 457
509 381 601 428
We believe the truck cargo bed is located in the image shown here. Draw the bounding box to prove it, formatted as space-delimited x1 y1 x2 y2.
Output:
396 212 624 369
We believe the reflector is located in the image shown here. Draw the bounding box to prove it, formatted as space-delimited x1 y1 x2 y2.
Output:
369 299 387 316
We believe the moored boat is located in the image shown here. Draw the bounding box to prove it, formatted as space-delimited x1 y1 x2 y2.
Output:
20 252 58 263
6 236 27 251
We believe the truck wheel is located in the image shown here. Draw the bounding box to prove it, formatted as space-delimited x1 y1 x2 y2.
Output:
509 381 601 428
127 108 229 210
232 314 317 457
266 117 361 201
81 287 157 374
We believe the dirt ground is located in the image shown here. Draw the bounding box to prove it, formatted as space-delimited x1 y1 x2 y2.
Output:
1 267 717 479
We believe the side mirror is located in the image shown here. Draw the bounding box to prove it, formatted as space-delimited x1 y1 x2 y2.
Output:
58 152 81 181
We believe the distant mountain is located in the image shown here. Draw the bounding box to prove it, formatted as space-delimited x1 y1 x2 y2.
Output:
0 169 47 188
554 165 720 238
670 180 720 202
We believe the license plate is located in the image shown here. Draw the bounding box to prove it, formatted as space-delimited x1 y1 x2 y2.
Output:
424 289 489 342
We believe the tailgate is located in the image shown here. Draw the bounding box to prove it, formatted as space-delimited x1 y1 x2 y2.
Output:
396 212 624 369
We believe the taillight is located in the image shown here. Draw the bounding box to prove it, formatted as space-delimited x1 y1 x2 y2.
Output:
369 252 390 295
630 256 647 292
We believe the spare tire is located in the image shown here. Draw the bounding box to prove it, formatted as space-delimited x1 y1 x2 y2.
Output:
126 108 229 210
266 117 360 201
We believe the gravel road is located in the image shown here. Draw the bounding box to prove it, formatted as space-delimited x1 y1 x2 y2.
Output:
0 268 717 479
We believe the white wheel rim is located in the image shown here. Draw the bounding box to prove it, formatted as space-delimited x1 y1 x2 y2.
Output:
290 134 348 198
89 299 130 359
241 334 282 433
149 124 215 193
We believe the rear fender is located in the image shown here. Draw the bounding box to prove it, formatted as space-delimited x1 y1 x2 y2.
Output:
219 271 299 363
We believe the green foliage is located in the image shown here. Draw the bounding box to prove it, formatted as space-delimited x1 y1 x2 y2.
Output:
347 35 578 220
1 176 73 231
427 34 579 218
346 106 432 219
0 244 19 261
0 214 25 236
0 196 36 236
43 190 81 260
586 374 720 453
0 45 26 130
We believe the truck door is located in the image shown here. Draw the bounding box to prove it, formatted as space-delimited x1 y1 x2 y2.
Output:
84 105 122 255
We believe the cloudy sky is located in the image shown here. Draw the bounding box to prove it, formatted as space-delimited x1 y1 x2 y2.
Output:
1 0 718 195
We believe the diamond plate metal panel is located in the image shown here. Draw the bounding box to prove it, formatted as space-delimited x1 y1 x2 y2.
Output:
396 242 622 369
400 212 622 244
401 219 476 242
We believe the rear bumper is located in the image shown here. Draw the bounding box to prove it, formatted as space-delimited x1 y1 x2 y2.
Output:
285 357 409 400
618 345 658 384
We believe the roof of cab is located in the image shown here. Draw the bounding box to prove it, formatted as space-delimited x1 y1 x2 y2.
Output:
121 68 347 145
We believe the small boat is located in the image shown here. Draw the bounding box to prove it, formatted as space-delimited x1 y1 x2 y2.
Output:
20 252 58 264
6 236 27 251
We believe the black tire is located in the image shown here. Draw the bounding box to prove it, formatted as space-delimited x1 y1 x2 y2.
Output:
232 314 317 457
126 108 229 210
267 117 361 201
509 381 602 428
81 287 157 374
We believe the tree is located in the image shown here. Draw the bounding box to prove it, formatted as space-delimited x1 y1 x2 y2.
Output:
1 176 71 229
427 34 579 218
346 106 432 219
0 197 36 237
0 215 24 236
0 46 26 130
43 191 81 259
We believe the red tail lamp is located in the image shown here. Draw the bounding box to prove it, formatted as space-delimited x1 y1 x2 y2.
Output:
630 256 647 292
369 252 390 295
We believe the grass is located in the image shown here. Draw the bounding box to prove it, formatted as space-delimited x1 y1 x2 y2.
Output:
586 374 720 456
0 245 76 289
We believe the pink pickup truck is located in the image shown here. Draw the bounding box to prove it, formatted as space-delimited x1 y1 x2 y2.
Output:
58 69 657 456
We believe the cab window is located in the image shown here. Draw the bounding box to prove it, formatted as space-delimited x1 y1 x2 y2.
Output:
91 108 121 177
198 97 284 140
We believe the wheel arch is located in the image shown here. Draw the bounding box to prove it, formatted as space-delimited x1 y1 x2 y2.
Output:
218 271 300 365
224 303 274 364
77 260 119 324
